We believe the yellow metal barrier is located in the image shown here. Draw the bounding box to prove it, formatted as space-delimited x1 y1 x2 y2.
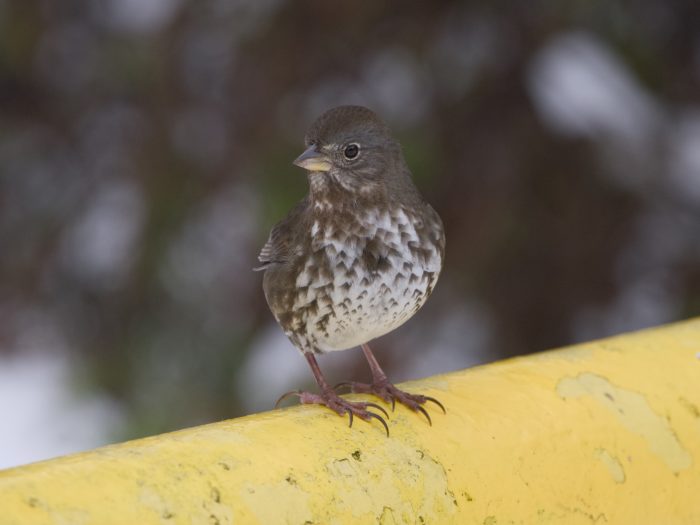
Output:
1 319 700 524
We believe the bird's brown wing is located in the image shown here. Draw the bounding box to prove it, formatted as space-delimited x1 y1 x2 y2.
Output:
254 197 309 271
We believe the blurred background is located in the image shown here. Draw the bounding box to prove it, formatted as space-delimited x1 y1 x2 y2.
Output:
1 0 699 468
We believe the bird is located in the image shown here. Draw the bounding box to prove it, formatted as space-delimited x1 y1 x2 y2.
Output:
255 105 445 435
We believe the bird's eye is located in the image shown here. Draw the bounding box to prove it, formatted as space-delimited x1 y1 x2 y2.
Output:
343 143 360 160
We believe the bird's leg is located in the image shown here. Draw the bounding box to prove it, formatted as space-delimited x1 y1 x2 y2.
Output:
275 352 390 435
335 343 445 425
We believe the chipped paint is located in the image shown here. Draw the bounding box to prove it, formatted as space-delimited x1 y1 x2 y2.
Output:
1 318 700 524
557 372 692 472
322 444 457 521
595 449 626 483
679 397 700 420
240 479 311 524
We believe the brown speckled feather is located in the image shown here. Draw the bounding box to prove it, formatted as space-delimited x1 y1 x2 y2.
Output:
256 105 447 431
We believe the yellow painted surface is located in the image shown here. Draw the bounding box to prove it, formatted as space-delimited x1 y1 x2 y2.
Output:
2 319 700 524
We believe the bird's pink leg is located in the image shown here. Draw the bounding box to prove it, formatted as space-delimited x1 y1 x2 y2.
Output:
275 352 390 435
336 343 446 425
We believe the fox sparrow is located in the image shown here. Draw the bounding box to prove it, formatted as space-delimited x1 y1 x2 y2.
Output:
256 105 445 435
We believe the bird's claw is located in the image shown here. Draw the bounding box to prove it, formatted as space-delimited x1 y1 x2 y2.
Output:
333 380 445 425
274 388 390 436
423 395 447 414
333 381 352 393
275 389 302 409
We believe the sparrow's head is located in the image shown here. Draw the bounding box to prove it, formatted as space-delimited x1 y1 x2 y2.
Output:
293 106 401 194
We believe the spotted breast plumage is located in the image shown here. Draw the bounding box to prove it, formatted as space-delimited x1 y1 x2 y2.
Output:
256 105 445 434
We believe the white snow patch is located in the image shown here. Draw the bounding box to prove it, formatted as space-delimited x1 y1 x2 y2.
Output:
0 352 124 469
528 32 662 146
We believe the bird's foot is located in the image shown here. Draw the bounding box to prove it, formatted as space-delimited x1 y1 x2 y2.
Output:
275 389 390 436
335 380 445 425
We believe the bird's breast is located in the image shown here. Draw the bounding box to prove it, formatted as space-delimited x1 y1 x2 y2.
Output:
291 206 442 353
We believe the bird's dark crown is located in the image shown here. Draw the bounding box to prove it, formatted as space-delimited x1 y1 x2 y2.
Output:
304 105 392 148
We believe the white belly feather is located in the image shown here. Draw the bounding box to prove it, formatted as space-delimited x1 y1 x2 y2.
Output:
291 207 441 352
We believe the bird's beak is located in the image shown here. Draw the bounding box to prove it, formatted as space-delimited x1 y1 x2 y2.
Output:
293 145 332 172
